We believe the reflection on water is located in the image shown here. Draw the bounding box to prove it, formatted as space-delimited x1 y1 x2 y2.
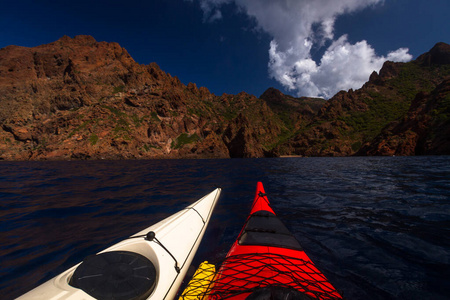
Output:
1 157 449 299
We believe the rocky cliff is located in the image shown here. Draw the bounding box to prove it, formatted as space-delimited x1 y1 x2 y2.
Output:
274 42 450 156
0 36 449 160
0 35 285 160
357 71 450 155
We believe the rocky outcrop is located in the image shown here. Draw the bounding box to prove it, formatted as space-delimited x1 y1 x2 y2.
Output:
416 42 450 66
260 87 325 127
357 78 450 155
355 43 450 156
223 114 264 158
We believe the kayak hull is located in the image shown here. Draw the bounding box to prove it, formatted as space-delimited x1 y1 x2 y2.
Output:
18 188 221 300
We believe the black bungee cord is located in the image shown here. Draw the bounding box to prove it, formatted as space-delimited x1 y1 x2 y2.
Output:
130 231 180 273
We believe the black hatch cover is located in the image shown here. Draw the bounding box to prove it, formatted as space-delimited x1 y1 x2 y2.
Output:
70 250 157 300
238 210 303 251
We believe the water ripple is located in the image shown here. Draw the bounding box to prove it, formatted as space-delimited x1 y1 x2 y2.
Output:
0 157 449 299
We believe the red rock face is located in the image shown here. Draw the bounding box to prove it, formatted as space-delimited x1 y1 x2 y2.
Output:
0 36 285 160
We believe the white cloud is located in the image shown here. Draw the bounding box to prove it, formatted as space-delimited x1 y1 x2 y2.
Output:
209 9 223 22
387 48 413 62
191 0 413 98
194 0 231 22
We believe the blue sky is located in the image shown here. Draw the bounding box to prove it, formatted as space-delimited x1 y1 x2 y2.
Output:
1 0 449 98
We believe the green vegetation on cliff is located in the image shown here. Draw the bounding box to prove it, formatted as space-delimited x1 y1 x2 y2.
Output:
274 42 450 157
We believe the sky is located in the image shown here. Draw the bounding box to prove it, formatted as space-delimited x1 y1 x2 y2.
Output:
1 0 449 99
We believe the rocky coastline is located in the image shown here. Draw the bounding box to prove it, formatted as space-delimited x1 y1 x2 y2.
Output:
0 36 449 160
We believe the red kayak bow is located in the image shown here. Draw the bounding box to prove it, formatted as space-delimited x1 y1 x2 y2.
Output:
206 182 343 299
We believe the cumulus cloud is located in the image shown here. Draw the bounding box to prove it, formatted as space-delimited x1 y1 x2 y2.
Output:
191 0 412 98
274 35 412 98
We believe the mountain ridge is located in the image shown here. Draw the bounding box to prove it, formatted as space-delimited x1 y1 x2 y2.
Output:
0 35 285 160
0 36 449 160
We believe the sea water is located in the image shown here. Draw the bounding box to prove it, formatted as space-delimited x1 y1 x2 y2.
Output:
0 156 449 299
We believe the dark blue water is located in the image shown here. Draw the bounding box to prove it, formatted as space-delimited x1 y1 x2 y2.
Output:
1 157 449 299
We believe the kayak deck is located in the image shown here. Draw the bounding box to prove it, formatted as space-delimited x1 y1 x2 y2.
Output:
179 182 342 299
18 188 221 300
